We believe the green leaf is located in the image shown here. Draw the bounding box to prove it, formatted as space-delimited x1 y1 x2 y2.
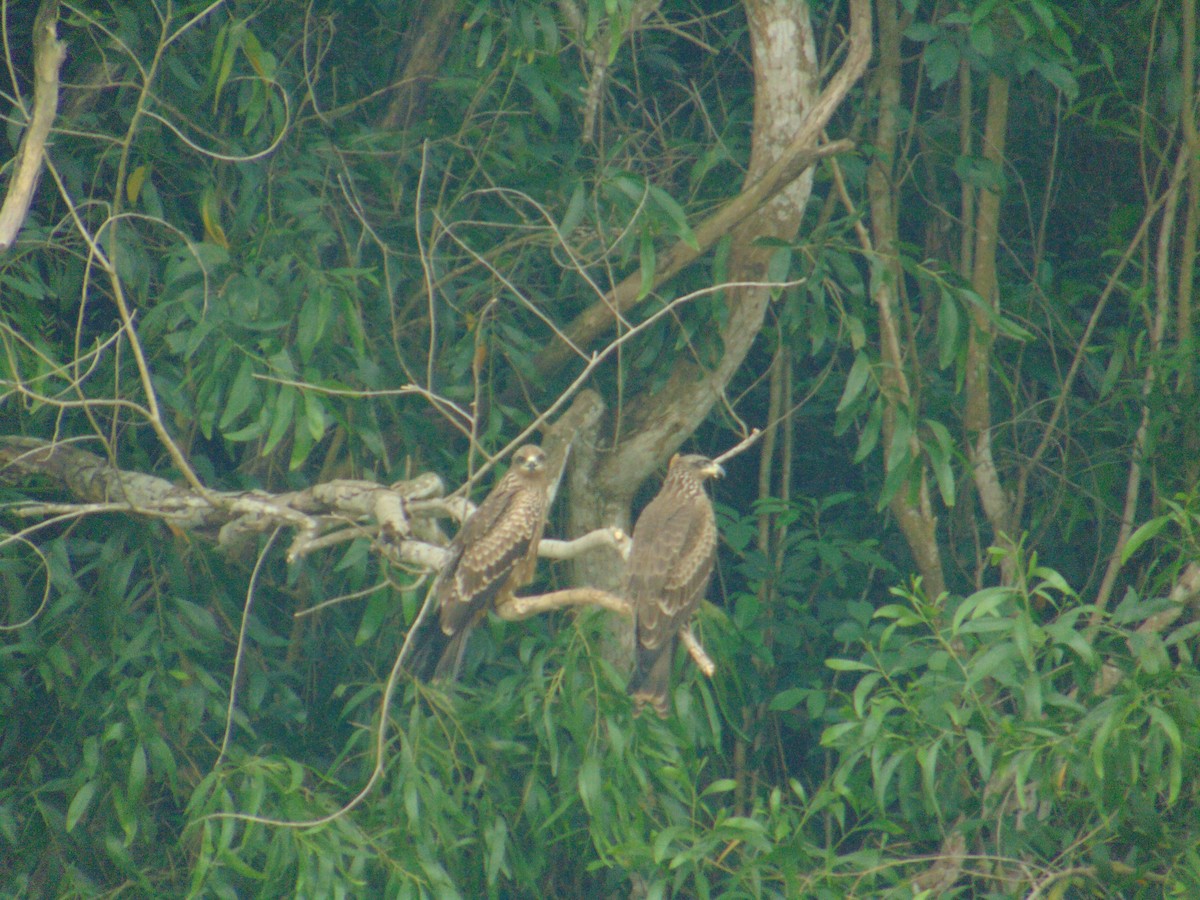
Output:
239 27 274 80
1090 706 1121 779
355 590 392 645
289 416 315 469
127 743 148 803
878 450 913 510
652 825 686 864
924 419 956 508
1120 516 1168 564
1099 339 1126 398
485 815 510 887
768 687 809 712
937 288 959 368
218 356 257 431
885 409 912 473
965 729 992 781
560 182 587 236
969 23 994 57
837 352 873 412
303 390 327 442
854 398 883 463
916 737 943 807
296 290 330 361
475 22 494 67
223 402 271 442
66 781 97 832
903 22 939 42
1146 707 1182 804
638 229 655 300
965 642 1017 688
1036 60 1079 100
648 185 699 250
701 779 737 797
263 385 296 457
852 672 882 717
820 721 860 747
767 246 792 286
826 658 876 672
211 23 239 111
925 37 960 90
578 756 601 814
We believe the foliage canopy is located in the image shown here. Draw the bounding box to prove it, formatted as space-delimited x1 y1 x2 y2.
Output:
2 0 1200 896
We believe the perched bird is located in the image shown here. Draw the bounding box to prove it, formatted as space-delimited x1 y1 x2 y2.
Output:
626 453 723 716
405 445 550 681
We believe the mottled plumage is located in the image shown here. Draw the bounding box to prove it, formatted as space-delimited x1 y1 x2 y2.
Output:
626 453 723 716
406 445 549 681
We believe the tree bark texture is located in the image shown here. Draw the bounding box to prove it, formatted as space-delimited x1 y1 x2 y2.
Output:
965 74 1015 575
0 0 65 252
556 0 872 675
866 0 946 597
574 0 872 526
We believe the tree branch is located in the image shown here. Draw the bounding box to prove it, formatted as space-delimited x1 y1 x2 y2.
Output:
539 527 630 561
0 0 65 252
530 137 853 380
496 589 717 679
496 586 631 620
530 0 871 382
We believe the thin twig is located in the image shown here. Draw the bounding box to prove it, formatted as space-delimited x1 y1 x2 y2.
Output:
215 528 281 769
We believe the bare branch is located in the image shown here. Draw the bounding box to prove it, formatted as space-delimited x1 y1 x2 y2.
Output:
215 529 281 769
496 587 632 620
0 437 447 555
679 624 715 678
529 140 852 378
530 0 872 379
713 428 764 468
538 527 629 561
0 0 65 252
495 589 718 681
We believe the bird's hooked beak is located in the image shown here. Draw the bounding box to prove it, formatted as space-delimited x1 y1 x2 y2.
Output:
701 460 725 479
514 446 546 472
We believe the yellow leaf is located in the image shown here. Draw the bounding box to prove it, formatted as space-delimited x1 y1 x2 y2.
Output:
127 165 148 204
200 189 229 249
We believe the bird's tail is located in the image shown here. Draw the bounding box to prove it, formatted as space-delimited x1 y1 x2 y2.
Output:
627 640 674 717
401 613 470 682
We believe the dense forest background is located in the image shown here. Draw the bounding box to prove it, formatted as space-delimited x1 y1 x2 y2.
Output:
1 0 1199 896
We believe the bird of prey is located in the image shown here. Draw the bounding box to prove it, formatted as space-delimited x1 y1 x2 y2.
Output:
626 453 723 716
405 445 550 681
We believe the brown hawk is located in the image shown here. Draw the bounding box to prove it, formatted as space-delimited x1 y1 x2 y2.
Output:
405 445 550 681
626 453 723 716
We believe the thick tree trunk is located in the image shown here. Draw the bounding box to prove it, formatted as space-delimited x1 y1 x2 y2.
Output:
565 0 871 672
570 0 823 537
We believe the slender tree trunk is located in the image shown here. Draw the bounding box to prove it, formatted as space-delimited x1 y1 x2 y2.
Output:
1176 0 1199 482
964 74 1015 581
865 0 946 597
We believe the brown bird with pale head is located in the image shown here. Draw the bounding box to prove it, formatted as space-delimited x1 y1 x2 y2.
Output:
405 445 550 681
626 453 723 716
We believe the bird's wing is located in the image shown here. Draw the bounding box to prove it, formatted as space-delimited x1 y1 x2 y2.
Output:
629 492 715 651
439 473 547 634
